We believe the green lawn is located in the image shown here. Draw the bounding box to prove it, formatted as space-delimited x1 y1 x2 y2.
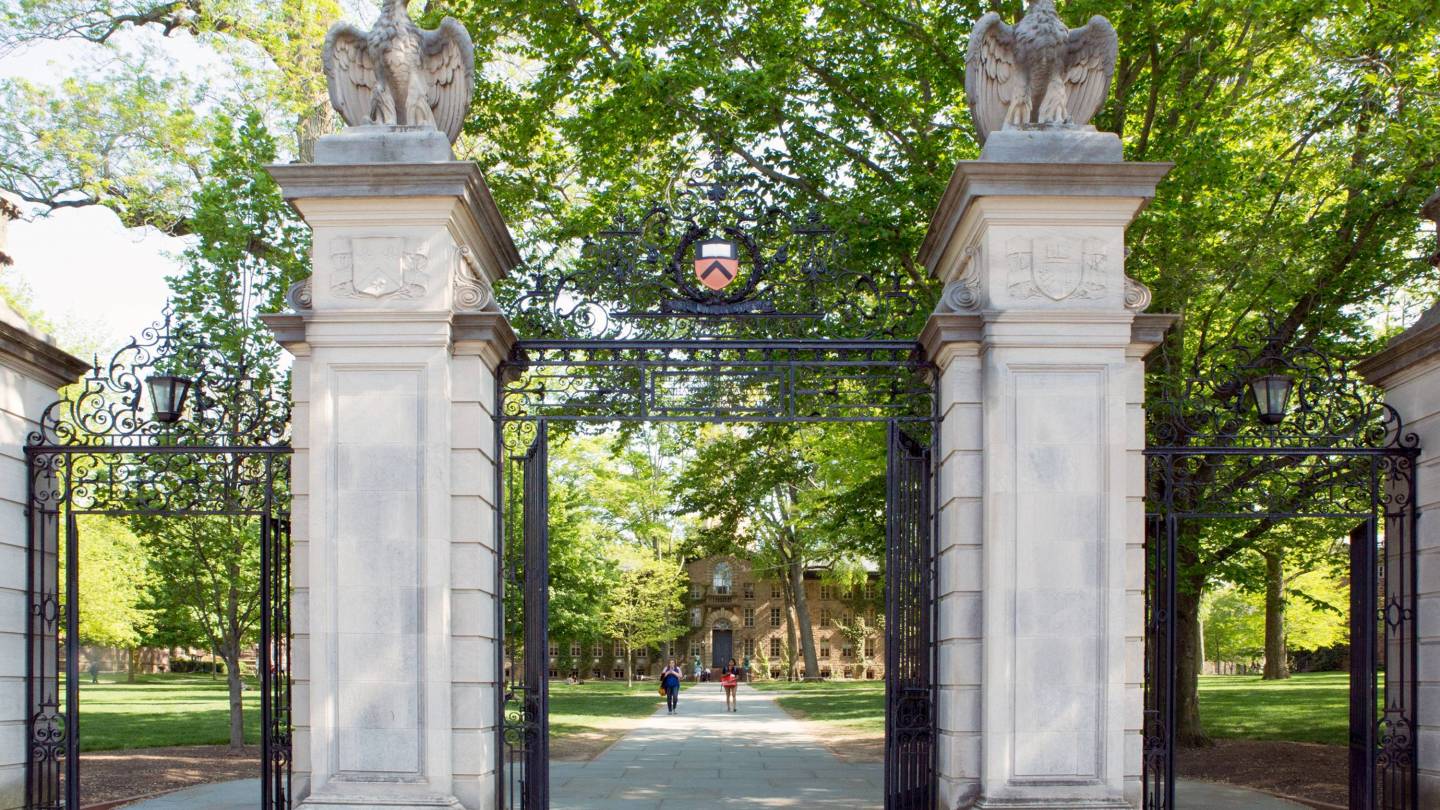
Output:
1197 672 1350 746
749 673 1351 748
547 680 664 738
72 673 261 751
64 670 1353 752
748 679 885 733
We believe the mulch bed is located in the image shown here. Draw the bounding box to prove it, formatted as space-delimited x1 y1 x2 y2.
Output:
1178 739 1347 808
78 745 259 808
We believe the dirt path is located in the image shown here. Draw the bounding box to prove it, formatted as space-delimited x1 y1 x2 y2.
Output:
78 745 259 808
1178 740 1347 808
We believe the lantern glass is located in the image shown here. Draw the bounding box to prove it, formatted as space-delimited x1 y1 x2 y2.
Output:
1249 374 1294 425
146 375 193 424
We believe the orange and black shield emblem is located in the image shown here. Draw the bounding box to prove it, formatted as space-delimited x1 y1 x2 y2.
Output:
694 238 739 291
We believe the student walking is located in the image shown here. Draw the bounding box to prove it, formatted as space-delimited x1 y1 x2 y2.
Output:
661 658 683 714
721 658 740 712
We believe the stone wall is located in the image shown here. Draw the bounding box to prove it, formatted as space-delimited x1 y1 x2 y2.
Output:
0 303 88 810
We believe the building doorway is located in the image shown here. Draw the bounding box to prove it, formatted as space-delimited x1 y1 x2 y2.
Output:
711 621 734 669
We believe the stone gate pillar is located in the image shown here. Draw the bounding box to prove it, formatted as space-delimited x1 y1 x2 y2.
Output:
263 148 519 809
1359 205 1440 806
918 135 1173 809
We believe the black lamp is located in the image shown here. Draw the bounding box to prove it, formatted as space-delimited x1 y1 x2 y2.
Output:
146 374 193 424
1249 373 1294 425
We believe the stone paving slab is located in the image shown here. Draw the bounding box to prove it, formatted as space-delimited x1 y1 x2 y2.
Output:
552 683 882 809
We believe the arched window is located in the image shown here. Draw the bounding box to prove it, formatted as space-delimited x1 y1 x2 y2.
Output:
712 562 733 595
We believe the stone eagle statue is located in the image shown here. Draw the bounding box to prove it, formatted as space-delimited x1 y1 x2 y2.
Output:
322 0 474 145
964 0 1118 145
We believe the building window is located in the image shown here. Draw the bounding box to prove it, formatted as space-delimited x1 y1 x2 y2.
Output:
819 642 830 659
820 608 831 627
713 562 733 595
865 639 876 658
820 584 833 601
769 607 781 627
744 608 755 628
771 583 783 599
743 582 754 600
592 642 604 657
614 668 625 679
549 642 559 657
691 642 702 657
637 649 647 660
841 644 854 659
614 641 624 657
691 607 703 627
744 638 755 656
570 641 581 657
690 584 702 599
770 638 782 658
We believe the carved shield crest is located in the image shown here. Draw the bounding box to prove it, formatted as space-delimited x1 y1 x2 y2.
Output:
1007 236 1107 302
330 236 429 300
352 237 405 298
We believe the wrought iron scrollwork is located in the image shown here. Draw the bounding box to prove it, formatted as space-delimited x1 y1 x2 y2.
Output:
1146 326 1416 451
503 156 931 340
30 306 290 450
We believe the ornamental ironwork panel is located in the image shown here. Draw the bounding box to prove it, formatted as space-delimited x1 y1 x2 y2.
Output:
501 341 934 424
24 307 293 810
501 422 549 810
884 423 934 810
1143 332 1420 810
501 157 934 342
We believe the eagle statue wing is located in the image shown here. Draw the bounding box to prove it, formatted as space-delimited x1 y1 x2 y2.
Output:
421 17 475 144
1064 15 1118 127
323 23 379 128
964 13 1019 146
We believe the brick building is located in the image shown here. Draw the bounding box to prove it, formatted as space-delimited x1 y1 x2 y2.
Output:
548 555 884 681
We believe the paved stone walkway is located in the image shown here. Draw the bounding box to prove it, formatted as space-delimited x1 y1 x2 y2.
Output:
1176 778 1312 809
118 778 255 809
553 683 882 809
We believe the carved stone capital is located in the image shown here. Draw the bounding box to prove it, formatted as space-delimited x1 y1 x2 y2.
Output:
1123 276 1153 312
454 246 497 312
936 247 981 313
285 277 313 311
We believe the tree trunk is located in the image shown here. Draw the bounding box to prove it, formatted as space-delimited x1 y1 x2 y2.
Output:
1262 551 1290 680
222 642 245 750
781 578 799 681
788 561 821 681
127 648 138 683
1175 586 1211 747
625 643 633 689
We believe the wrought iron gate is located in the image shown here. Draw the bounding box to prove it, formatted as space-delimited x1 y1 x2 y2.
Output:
502 421 549 810
23 310 292 810
1142 336 1420 810
883 424 935 809
494 157 940 810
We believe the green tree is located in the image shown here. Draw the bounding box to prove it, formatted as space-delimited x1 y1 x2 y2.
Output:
129 110 306 749
603 553 687 688
69 515 155 679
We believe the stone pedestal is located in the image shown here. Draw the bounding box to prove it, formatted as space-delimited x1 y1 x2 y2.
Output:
918 149 1173 809
262 161 518 810
0 304 88 810
1359 303 1440 808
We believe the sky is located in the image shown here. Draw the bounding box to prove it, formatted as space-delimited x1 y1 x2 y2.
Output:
0 31 208 354
0 3 372 355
